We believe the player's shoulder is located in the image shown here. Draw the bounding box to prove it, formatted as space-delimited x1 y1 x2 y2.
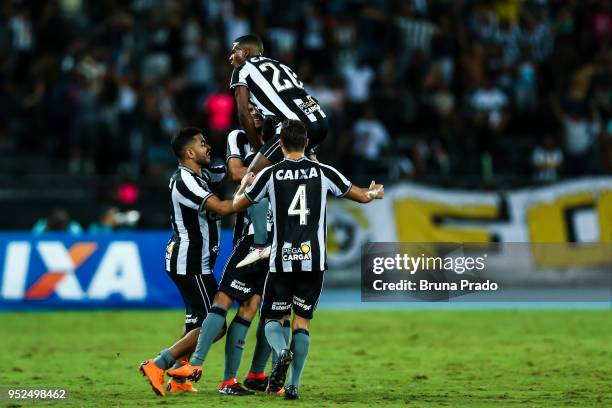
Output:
227 129 247 144
171 166 196 183
169 167 182 186
310 160 348 180
231 61 250 80
178 167 208 187
255 160 285 179
306 158 336 172
170 167 181 179
267 160 285 173
273 158 320 176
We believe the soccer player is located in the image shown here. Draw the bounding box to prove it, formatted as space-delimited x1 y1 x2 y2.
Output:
233 119 384 399
226 104 292 393
228 34 328 267
139 128 235 397
165 104 290 396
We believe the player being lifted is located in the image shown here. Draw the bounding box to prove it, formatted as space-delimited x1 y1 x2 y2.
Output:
233 120 384 399
228 34 328 267
139 128 235 397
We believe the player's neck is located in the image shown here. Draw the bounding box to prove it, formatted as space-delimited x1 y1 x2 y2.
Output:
285 152 305 161
180 161 202 175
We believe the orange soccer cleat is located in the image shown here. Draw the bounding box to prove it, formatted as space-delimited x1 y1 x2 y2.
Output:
139 359 166 397
166 378 199 393
167 362 203 382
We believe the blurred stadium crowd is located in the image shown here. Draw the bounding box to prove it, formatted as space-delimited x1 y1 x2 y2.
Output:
0 0 611 229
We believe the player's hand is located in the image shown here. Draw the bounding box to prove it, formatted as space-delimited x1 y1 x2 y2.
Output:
366 180 384 200
240 172 255 189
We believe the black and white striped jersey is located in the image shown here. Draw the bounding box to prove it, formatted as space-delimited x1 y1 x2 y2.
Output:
226 129 255 164
244 157 352 273
166 165 221 275
230 56 327 126
227 129 253 244
226 128 272 245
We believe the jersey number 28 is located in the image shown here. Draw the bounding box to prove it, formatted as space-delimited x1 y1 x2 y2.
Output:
259 62 304 92
288 184 310 225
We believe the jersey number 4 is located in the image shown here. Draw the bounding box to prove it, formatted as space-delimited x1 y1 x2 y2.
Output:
288 184 310 225
259 62 304 92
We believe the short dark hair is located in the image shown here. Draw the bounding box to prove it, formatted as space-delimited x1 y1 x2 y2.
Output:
280 120 307 152
171 127 204 158
234 34 264 55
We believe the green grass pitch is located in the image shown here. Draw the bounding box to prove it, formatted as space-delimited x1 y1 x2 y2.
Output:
1 309 610 407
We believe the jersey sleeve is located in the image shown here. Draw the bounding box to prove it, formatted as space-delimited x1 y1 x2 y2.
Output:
320 163 352 198
226 130 246 162
230 63 249 89
174 172 213 212
245 167 273 203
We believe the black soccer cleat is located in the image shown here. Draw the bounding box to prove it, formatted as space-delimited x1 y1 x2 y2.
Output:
244 375 268 392
284 385 299 400
266 349 293 394
218 378 255 396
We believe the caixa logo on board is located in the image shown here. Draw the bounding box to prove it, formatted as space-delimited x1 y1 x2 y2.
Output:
1 241 146 301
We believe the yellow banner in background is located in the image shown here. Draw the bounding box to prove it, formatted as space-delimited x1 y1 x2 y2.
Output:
327 178 612 270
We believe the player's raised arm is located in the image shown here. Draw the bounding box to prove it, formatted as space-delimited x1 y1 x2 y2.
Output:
319 162 384 204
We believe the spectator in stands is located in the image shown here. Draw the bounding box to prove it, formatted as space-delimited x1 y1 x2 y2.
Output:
532 134 564 182
352 106 390 182
1 0 611 190
552 74 600 176
89 206 141 233
394 0 437 66
342 57 374 118
470 74 510 172
468 3 498 43
514 47 538 112
32 208 83 235
89 207 121 234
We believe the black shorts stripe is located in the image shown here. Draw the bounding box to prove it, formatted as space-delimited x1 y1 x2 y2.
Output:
195 275 211 312
220 234 244 282
207 218 219 269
